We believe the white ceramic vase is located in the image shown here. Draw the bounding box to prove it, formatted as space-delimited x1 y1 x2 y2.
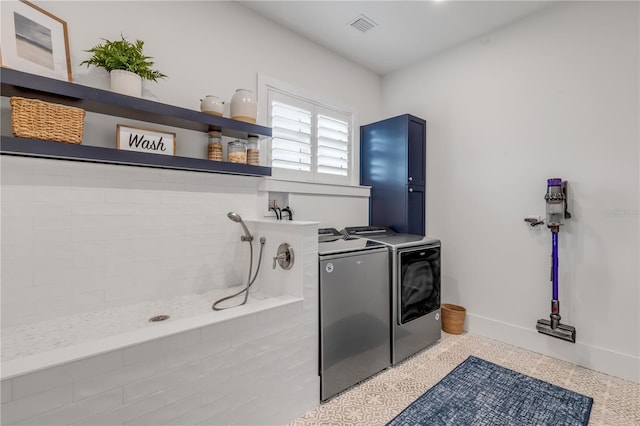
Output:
110 70 142 97
200 95 224 116
230 89 257 123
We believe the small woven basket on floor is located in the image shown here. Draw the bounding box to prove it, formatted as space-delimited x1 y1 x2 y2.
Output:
441 303 466 334
10 97 85 144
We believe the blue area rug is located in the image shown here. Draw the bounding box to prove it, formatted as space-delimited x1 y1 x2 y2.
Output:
387 355 593 426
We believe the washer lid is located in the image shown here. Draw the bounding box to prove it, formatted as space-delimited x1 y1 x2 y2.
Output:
318 227 345 242
318 238 386 256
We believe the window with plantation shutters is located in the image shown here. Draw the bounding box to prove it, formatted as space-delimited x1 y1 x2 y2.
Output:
267 88 352 184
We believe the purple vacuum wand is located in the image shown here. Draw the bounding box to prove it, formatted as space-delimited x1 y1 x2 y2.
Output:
550 230 560 328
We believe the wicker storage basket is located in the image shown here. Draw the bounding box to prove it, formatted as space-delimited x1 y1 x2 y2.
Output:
441 303 466 334
10 97 85 144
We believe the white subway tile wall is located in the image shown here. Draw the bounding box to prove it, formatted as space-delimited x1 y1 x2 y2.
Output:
0 156 321 425
1 156 264 327
2 385 73 425
1 380 12 404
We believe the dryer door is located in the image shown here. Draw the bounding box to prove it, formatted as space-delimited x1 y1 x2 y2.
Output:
397 245 441 324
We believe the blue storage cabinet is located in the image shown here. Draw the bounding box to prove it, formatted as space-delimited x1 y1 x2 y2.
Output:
360 114 426 235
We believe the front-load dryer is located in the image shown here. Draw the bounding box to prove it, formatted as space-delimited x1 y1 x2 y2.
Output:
343 226 441 365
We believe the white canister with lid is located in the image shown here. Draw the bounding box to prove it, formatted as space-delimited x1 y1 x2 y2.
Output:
230 89 257 123
200 95 224 116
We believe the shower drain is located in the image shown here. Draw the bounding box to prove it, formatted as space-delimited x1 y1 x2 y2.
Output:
148 315 170 322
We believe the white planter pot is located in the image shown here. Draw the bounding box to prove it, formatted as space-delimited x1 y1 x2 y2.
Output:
230 89 257 123
110 70 142 97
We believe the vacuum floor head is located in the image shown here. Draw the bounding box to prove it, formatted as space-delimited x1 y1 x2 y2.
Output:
536 319 576 343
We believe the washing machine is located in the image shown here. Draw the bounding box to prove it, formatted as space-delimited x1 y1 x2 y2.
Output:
318 228 390 400
343 226 441 365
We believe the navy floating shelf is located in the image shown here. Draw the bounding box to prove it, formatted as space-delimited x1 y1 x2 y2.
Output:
0 136 272 176
1 68 271 139
1 68 272 176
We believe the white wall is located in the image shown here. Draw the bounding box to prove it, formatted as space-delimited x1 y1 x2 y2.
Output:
40 1 382 126
289 194 368 230
383 1 639 382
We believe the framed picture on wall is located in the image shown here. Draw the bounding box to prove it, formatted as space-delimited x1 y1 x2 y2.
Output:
0 0 72 82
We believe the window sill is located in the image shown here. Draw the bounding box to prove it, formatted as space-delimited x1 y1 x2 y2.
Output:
258 178 370 197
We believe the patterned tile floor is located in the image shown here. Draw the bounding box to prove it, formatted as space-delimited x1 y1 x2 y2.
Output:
291 332 640 426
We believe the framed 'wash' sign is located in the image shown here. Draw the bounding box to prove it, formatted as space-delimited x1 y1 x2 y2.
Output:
116 125 176 156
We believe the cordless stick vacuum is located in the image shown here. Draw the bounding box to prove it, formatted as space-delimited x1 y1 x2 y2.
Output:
535 178 576 343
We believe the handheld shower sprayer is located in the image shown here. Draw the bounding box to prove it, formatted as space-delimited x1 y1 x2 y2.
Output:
227 211 253 242
213 212 265 311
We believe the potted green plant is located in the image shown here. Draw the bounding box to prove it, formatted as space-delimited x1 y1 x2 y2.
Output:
80 35 167 97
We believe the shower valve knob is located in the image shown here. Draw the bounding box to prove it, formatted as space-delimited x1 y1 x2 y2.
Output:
272 243 294 270
272 254 285 269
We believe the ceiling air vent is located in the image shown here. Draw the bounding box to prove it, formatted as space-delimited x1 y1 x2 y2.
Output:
349 14 378 33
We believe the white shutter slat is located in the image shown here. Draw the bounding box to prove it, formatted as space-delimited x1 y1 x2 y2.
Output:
272 102 312 123
317 127 348 142
272 116 311 134
318 156 348 168
272 138 311 155
318 165 348 176
272 155 312 170
318 145 347 159
273 160 311 171
317 114 349 130
317 137 349 151
272 150 311 164
272 128 311 145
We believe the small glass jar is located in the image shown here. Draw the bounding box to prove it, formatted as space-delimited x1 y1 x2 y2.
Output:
227 139 247 164
207 131 222 161
247 135 259 166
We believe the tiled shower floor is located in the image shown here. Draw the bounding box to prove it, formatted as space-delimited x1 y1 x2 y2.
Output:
1 287 270 362
291 332 640 426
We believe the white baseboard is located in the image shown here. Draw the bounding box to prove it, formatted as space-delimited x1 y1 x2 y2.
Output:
466 313 640 383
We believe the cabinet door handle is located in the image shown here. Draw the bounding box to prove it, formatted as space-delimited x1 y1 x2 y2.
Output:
408 188 414 193
408 176 413 182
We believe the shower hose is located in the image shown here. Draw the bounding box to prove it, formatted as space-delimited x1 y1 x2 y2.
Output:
212 237 266 311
